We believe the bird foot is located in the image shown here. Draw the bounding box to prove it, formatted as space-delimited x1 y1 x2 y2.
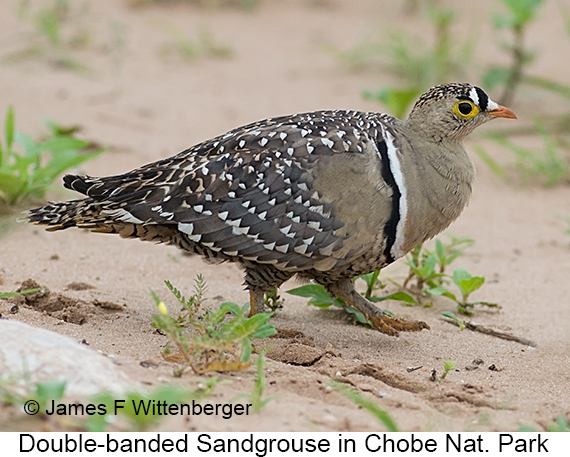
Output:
326 279 430 337
367 313 430 337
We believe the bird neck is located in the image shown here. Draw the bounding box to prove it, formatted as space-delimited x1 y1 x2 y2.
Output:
404 112 468 145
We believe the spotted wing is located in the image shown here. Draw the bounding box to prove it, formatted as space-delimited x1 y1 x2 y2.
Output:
64 111 396 272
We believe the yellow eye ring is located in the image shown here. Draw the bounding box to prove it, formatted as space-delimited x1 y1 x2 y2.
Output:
453 100 480 119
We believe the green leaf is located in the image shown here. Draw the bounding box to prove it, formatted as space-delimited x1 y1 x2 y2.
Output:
14 132 40 158
460 276 485 297
5 106 14 156
363 86 422 118
251 324 277 339
328 380 400 432
482 67 511 90
474 145 506 180
244 312 273 330
0 288 43 299
36 380 66 403
219 301 242 316
0 172 26 204
343 306 369 325
287 284 341 308
441 310 461 325
452 268 472 287
371 291 418 305
240 338 253 362
426 286 448 296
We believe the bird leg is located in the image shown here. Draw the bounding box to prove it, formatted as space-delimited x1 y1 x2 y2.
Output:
326 279 430 336
249 288 266 316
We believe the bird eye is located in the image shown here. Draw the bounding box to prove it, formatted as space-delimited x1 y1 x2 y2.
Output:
458 103 472 115
453 100 480 119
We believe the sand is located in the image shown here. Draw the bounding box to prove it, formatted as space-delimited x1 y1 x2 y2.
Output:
0 0 569 432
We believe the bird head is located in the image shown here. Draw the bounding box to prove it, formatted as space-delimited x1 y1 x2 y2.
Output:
406 83 516 142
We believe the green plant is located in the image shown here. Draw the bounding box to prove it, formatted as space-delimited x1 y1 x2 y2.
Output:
0 377 66 418
151 277 276 374
235 351 276 413
428 268 497 314
157 24 232 62
401 236 473 297
355 4 475 117
286 282 415 326
440 360 456 379
288 235 487 320
0 287 44 299
559 215 570 235
396 236 497 314
483 0 545 105
3 0 90 71
441 311 466 330
264 287 284 312
131 0 259 11
87 380 219 432
328 379 399 432
477 128 569 187
518 416 570 432
0 107 104 209
2 0 127 73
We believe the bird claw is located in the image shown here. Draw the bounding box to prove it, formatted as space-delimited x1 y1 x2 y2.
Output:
368 313 430 337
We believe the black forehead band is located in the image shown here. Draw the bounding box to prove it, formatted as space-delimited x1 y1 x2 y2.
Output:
456 88 489 112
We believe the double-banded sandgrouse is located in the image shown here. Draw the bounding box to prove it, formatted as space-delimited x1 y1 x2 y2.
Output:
27 83 516 336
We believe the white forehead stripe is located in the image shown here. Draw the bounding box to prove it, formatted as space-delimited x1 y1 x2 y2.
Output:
469 87 479 106
487 98 499 111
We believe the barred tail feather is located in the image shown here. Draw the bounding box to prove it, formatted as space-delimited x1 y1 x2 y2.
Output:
25 199 106 231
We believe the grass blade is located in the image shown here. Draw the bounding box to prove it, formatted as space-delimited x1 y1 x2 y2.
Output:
329 380 400 432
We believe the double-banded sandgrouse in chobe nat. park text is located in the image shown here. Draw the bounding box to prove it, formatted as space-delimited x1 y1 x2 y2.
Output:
27 83 516 336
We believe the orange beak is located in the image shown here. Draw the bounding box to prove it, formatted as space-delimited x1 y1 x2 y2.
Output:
489 105 517 119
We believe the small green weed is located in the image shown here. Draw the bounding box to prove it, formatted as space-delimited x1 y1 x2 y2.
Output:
0 377 66 417
353 4 475 117
157 24 232 63
559 215 570 236
428 268 497 315
440 360 457 379
235 351 277 413
328 379 399 432
441 311 466 330
2 0 91 72
0 375 220 431
397 236 497 314
151 276 276 374
264 287 284 312
286 282 414 326
87 380 219 432
288 235 490 320
0 107 104 209
0 287 44 299
399 236 491 313
518 416 570 432
131 0 259 11
1 0 128 74
483 0 545 105
477 128 569 187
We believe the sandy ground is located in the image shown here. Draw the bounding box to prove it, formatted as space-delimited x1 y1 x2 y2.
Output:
1 0 570 432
